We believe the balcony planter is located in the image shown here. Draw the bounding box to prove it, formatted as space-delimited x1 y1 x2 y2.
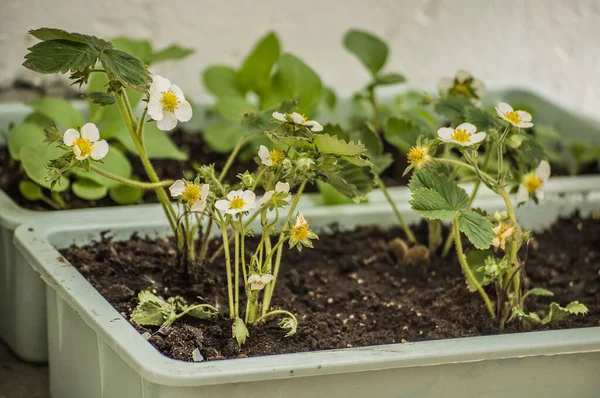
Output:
1 84 599 363
12 190 600 398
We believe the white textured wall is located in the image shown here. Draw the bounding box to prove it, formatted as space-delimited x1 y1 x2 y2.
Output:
1 0 599 114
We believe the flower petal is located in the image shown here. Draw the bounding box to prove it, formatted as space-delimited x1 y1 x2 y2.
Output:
457 123 476 134
156 111 178 131
258 145 271 165
200 184 210 201
169 179 186 197
170 84 185 102
437 127 454 140
73 145 87 160
290 112 305 125
272 111 286 122
150 75 171 98
242 190 256 204
275 181 290 193
190 200 206 213
80 123 100 142
174 100 193 122
227 190 243 201
470 132 487 144
455 69 471 83
516 110 532 122
215 199 230 212
437 77 453 94
496 102 513 115
260 274 274 284
63 129 80 146
472 79 486 97
259 191 274 205
536 160 551 181
516 184 529 203
305 121 323 132
90 140 109 160
247 274 260 283
147 100 164 121
519 121 534 128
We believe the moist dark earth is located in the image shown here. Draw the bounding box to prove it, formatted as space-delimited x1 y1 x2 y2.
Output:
59 214 600 362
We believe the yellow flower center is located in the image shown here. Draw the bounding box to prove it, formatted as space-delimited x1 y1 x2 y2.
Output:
407 146 427 165
454 83 469 96
229 196 245 210
451 128 471 143
268 149 284 165
524 175 543 193
504 111 521 125
494 221 512 238
74 137 93 157
182 184 200 203
160 89 180 112
292 223 309 241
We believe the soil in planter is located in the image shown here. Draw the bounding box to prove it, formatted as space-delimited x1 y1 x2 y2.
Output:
60 213 600 362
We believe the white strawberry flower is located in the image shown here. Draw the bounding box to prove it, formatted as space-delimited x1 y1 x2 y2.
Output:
258 145 285 167
147 75 193 131
492 221 515 251
516 160 551 203
437 70 485 99
215 190 256 215
169 179 210 213
248 274 274 291
495 102 533 128
63 123 109 161
272 111 323 132
259 181 291 207
437 123 486 146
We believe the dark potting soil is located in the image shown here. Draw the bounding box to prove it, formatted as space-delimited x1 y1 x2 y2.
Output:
59 214 600 362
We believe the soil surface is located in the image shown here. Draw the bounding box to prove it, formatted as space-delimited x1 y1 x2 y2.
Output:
59 214 600 362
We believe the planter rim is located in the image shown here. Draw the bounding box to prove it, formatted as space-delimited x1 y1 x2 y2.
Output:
13 196 600 388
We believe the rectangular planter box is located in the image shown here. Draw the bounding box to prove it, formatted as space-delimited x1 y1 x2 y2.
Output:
2 84 600 363
13 191 600 398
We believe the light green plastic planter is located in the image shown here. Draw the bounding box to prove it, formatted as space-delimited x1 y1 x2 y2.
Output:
13 191 600 398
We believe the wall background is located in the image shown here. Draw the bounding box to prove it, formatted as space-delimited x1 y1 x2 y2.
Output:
1 0 599 115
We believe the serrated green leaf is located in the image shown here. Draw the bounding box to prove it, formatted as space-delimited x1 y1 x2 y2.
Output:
23 39 98 74
72 178 108 200
71 146 132 188
232 317 249 346
203 65 244 98
270 53 323 113
131 291 171 326
8 123 46 160
384 117 426 153
27 98 84 130
542 301 589 324
457 210 494 249
28 28 112 52
410 170 470 210
526 288 554 297
237 32 280 96
88 91 116 106
465 106 499 131
370 153 394 175
110 37 153 64
216 97 257 122
317 181 353 205
409 189 460 220
18 180 43 201
109 183 143 205
186 305 217 320
148 44 194 64
20 143 69 191
314 134 366 156
99 49 150 92
370 72 406 88
320 124 350 141
203 120 245 154
343 29 388 76
323 158 372 202
434 96 472 125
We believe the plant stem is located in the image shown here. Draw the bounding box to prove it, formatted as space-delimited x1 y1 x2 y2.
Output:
367 86 381 132
375 175 416 243
254 309 297 326
220 221 235 318
261 179 307 316
453 220 495 319
88 165 173 189
234 222 240 318
497 188 522 300
208 207 261 264
218 137 247 182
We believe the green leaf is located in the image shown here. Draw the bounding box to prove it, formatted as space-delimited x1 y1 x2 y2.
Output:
72 178 108 200
18 181 43 201
99 49 151 92
8 123 46 160
88 91 116 106
457 210 494 249
409 170 470 210
109 184 143 205
148 44 194 64
232 317 249 346
185 305 217 321
110 37 153 64
314 134 366 156
20 143 69 191
322 158 372 202
370 72 406 88
23 40 98 74
203 120 244 154
343 29 388 76
237 32 280 95
322 86 337 110
23 112 55 128
526 288 554 298
271 53 323 113
434 97 472 125
465 249 490 291
216 97 257 122
203 65 244 98
317 181 353 205
101 121 187 160
409 188 461 220
71 147 132 188
27 98 84 130
465 107 499 131
131 291 171 326
384 117 426 153
542 301 589 324
28 28 112 52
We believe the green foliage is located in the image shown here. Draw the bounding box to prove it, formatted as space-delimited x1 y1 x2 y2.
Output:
203 121 245 154
148 44 194 64
72 179 108 200
314 134 366 156
27 98 84 129
317 181 353 205
8 123 45 160
18 181 43 201
71 147 132 188
109 184 144 205
232 317 250 346
237 32 281 96
515 301 588 326
20 143 70 191
322 158 372 202
88 91 116 106
343 29 388 76
98 49 151 92
216 97 257 122
203 66 244 98
271 53 323 113
456 210 494 250
384 117 428 154
369 73 406 88
23 39 98 74
434 96 473 125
